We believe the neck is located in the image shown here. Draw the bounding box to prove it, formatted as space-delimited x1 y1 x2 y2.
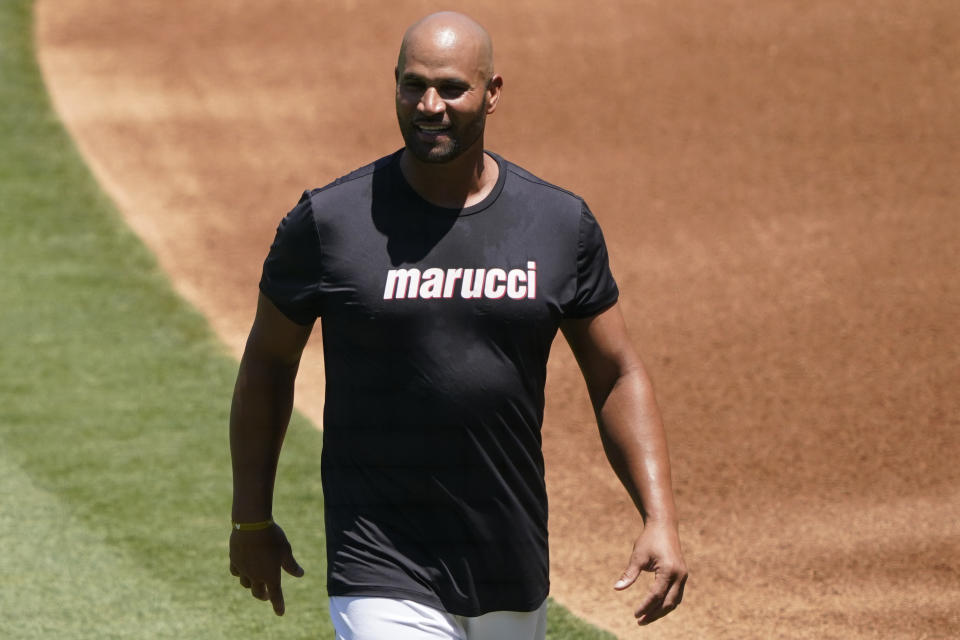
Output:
399 141 498 209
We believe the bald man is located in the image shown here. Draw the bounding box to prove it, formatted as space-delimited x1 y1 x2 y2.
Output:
229 11 687 639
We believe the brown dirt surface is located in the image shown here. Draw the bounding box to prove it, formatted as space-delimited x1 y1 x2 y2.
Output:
37 1 960 638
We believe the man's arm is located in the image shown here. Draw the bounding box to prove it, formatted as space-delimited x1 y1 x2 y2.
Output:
561 301 688 626
229 293 313 615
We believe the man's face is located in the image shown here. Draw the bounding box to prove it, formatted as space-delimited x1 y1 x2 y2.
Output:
395 35 498 163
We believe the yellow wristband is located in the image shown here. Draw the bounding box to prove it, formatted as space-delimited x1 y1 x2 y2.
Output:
232 519 274 531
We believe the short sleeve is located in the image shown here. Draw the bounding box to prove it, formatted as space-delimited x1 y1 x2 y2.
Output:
258 192 324 325
563 201 619 318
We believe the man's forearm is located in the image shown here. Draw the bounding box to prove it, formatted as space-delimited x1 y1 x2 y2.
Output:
562 304 687 620
595 365 678 527
230 355 299 522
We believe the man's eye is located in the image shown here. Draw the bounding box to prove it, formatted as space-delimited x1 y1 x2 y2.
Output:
438 86 467 99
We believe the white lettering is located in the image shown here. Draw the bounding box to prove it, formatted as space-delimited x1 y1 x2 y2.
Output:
384 263 537 301
442 268 463 298
461 268 485 299
384 268 421 299
506 269 527 299
484 268 507 299
419 268 445 298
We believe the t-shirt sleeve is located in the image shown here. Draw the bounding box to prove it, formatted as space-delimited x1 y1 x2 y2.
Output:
563 201 620 318
258 191 324 325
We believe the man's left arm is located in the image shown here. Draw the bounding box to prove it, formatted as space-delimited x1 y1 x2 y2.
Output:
561 301 688 626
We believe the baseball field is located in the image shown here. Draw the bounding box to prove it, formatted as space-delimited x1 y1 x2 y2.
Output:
4 0 958 637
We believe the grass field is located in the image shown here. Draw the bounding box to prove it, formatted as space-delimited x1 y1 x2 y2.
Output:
0 1 614 637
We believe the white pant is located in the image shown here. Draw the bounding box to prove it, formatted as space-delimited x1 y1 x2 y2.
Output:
329 596 548 640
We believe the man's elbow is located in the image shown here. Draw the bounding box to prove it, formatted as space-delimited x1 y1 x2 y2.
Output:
237 349 300 393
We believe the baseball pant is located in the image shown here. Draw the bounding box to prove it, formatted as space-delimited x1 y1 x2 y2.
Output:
329 596 548 640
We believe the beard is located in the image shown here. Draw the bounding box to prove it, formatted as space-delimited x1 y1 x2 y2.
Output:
397 97 488 163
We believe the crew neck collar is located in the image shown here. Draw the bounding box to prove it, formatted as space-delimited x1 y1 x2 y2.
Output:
390 149 507 217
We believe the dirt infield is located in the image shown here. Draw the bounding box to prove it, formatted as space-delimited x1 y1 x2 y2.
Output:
37 1 959 637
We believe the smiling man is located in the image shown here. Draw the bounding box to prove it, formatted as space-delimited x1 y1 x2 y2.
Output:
229 11 687 640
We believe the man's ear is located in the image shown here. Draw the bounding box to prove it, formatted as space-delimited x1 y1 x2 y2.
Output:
486 74 503 114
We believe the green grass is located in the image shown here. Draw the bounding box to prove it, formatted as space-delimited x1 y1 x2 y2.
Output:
0 1 614 637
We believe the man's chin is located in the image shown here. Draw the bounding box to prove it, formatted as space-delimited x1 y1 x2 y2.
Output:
401 135 461 163
410 146 461 164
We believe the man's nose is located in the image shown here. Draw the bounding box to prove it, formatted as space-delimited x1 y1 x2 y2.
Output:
418 87 445 115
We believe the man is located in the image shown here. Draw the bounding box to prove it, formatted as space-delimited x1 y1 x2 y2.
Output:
229 11 687 639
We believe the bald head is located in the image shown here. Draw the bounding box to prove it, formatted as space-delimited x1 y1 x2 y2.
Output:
398 12 495 83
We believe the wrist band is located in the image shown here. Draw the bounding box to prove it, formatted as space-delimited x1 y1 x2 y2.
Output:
232 519 274 531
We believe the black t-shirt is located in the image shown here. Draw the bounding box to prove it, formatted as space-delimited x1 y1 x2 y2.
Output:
259 150 618 616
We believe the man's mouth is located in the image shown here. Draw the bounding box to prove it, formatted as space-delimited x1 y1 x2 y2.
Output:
415 122 451 133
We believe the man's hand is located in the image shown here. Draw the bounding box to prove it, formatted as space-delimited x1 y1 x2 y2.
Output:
229 522 304 616
614 522 688 625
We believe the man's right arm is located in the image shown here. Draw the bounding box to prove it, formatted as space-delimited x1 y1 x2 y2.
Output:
229 292 313 614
